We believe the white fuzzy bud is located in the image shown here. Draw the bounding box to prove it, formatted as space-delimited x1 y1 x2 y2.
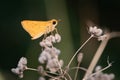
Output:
55 34 61 42
77 53 83 63
89 26 103 37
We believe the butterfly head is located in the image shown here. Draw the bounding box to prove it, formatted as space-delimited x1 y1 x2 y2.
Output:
50 19 59 27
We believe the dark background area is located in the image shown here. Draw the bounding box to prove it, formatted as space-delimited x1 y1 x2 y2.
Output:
0 0 120 80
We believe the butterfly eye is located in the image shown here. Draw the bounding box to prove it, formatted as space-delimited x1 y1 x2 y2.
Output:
52 21 57 25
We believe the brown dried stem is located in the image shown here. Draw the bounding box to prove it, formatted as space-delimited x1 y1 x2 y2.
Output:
83 32 120 80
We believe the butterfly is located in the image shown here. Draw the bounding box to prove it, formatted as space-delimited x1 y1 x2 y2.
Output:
21 19 58 40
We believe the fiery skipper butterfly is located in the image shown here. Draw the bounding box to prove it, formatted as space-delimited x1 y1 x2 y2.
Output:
21 19 58 40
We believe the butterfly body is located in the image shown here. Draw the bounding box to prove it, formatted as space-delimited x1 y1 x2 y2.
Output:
21 19 58 40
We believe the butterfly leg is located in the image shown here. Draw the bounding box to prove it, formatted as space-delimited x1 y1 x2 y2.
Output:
50 30 54 36
46 26 55 36
54 28 59 34
50 28 59 37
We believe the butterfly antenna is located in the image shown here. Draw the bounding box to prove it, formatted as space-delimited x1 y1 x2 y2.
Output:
58 19 61 22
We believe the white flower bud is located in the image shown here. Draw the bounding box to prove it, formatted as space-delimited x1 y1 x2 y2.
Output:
50 35 56 43
59 60 64 67
38 56 47 64
95 29 103 36
11 68 24 78
18 57 27 65
109 73 115 79
52 47 61 55
95 66 102 72
44 40 52 46
39 77 46 80
11 68 20 74
46 36 52 42
55 34 61 42
77 53 83 63
40 41 46 47
98 34 107 41
89 26 103 37
46 58 59 72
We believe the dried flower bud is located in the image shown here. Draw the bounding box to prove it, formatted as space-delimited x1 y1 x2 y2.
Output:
95 66 102 72
39 77 46 80
44 47 52 52
59 60 64 67
46 36 52 42
38 55 47 64
11 68 24 78
11 57 28 78
40 36 53 47
55 34 61 42
46 58 59 72
11 68 21 75
109 74 115 79
51 47 61 55
18 57 27 65
98 34 107 41
94 29 103 36
50 35 56 43
77 53 83 63
44 40 52 47
101 74 110 80
40 41 46 47
19 74 24 78
37 66 45 75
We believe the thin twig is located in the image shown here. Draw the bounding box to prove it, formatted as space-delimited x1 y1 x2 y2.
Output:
70 67 87 72
88 62 112 78
74 53 83 80
45 73 60 79
67 35 93 68
26 67 38 71
65 72 72 80
46 71 60 76
74 62 81 80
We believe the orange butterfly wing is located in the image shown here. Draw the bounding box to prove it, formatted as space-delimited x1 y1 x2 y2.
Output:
21 20 49 40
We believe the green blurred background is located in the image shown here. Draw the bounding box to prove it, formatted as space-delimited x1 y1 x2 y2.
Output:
0 0 120 80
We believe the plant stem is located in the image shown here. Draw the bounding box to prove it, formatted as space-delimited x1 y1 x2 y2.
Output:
74 61 81 80
89 62 112 78
83 32 120 80
74 53 83 80
26 67 38 71
67 35 93 68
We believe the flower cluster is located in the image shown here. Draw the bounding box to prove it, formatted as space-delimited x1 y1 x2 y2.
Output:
88 26 107 41
39 33 61 47
11 57 27 78
38 33 63 73
87 66 115 80
89 26 103 37
11 33 64 80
